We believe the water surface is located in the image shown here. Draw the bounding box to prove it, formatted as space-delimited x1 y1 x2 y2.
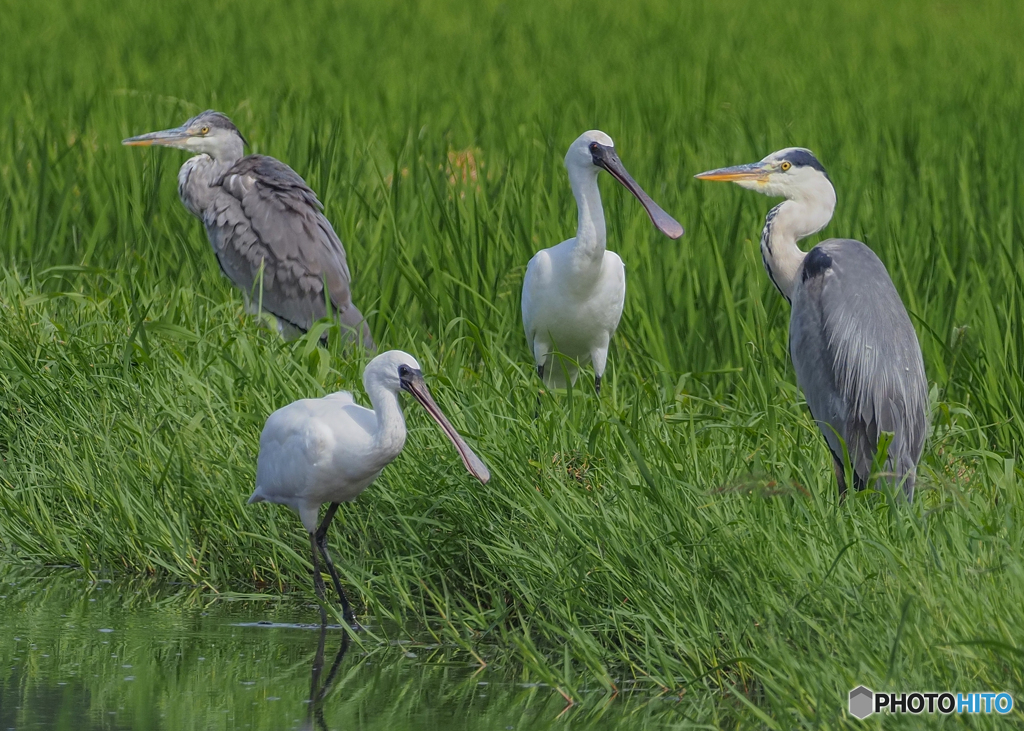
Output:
0 571 686 730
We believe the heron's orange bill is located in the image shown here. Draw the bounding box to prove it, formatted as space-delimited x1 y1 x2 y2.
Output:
402 374 491 484
694 162 769 182
122 127 190 148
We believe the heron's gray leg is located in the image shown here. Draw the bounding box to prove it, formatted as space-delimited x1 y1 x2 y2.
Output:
832 455 848 500
314 503 356 626
308 532 329 626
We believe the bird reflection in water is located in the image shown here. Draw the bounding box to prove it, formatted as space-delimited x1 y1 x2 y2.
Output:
303 627 350 731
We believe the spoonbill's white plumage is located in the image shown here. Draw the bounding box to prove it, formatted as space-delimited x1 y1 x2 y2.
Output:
522 131 683 392
249 350 490 624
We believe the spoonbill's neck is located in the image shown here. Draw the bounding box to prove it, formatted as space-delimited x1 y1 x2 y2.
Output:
760 187 835 302
567 165 606 263
364 382 408 466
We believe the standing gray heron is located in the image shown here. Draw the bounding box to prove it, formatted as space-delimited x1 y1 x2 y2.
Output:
123 110 374 347
696 148 927 501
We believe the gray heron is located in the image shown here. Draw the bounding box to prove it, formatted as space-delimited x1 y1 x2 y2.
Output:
248 350 490 624
522 130 683 393
696 148 927 501
123 110 374 347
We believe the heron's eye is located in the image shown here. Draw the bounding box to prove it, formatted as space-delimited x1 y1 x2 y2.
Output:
589 142 599 153
398 365 410 377
200 126 210 135
780 161 792 172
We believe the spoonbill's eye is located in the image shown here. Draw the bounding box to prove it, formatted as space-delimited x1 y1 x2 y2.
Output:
780 161 792 172
200 126 210 135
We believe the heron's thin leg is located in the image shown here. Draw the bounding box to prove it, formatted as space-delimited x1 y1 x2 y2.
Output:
594 375 602 395
315 503 355 626
308 532 329 626
832 455 848 500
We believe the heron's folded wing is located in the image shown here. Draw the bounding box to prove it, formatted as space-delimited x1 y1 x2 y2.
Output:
791 239 928 482
212 155 366 338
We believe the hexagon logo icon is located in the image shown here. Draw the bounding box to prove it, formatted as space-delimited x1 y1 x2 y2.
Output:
849 686 874 719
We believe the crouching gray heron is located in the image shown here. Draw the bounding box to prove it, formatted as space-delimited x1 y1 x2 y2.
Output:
696 149 928 501
123 111 374 347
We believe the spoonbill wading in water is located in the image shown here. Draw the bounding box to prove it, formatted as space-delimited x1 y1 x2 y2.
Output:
249 350 490 624
123 111 374 347
522 131 683 393
696 148 927 501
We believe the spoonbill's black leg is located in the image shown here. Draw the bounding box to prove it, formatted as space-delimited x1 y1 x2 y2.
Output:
315 503 356 626
308 532 329 626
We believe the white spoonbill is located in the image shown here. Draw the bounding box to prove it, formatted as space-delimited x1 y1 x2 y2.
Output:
249 350 490 624
522 130 683 392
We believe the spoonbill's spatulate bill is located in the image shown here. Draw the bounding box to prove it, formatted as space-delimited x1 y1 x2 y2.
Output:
248 350 490 624
696 148 927 501
522 130 683 393
123 110 374 348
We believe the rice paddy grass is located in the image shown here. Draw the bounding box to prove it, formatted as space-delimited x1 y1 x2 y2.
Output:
1 0 1022 725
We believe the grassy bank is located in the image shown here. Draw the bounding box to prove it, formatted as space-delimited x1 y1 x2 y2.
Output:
1 0 1023 724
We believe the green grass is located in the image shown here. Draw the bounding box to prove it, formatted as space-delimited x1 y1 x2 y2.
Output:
1 0 1023 725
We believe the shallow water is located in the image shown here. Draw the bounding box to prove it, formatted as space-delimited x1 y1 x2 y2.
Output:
0 570 684 730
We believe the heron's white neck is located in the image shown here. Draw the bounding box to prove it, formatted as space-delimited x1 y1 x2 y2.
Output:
567 164 606 264
760 182 836 301
364 382 408 467
177 155 236 219
216 139 245 164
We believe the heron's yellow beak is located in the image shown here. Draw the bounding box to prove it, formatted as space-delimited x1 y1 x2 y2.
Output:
122 126 191 148
694 162 771 183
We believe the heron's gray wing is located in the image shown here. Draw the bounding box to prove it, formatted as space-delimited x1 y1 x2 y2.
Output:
207 154 373 347
789 239 928 497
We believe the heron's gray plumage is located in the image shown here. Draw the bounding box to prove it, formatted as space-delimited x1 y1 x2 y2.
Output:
127 110 373 347
200 155 371 343
695 147 928 501
790 239 928 498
